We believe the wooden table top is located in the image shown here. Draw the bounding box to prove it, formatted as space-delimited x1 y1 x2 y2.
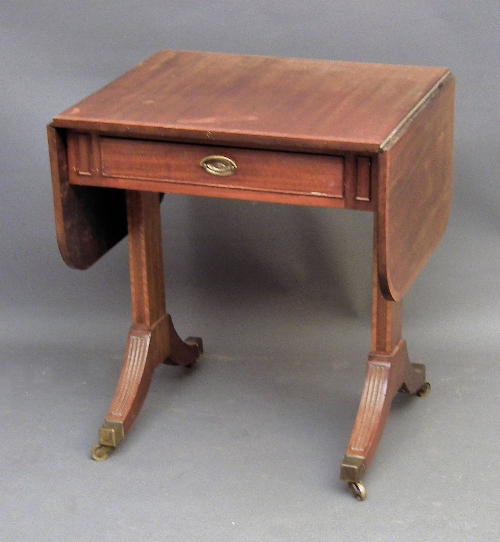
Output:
52 50 451 153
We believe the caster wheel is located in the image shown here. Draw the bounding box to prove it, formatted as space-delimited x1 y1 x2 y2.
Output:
91 444 113 461
348 481 367 501
416 382 431 397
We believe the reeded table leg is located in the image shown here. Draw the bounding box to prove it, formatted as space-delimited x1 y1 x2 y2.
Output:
340 239 430 500
92 191 202 460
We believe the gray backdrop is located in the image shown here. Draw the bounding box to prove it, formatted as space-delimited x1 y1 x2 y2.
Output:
1 2 499 540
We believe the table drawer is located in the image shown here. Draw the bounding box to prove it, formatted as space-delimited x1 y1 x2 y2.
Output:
70 134 345 200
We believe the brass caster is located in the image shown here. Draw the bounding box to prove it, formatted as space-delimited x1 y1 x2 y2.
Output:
348 481 367 501
91 444 114 461
416 382 431 397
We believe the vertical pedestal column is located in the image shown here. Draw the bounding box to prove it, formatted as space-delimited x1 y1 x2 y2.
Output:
340 231 429 500
92 191 202 460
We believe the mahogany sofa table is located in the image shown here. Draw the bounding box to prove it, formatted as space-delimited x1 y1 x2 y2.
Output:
48 50 454 500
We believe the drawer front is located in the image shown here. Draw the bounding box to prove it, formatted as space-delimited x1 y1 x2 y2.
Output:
98 137 345 199
67 133 374 209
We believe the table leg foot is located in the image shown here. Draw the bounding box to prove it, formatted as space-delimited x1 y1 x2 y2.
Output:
416 381 431 397
402 365 431 397
91 315 202 459
164 317 203 367
340 340 426 499
91 420 125 460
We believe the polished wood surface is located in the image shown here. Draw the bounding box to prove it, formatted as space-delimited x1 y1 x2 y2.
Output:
378 78 455 301
339 228 427 488
48 50 454 497
69 134 347 204
105 191 200 434
52 50 449 153
51 51 454 299
47 126 127 270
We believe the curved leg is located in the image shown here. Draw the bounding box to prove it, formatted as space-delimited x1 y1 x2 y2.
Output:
92 191 202 460
340 340 427 498
164 316 204 367
92 316 202 460
340 228 429 499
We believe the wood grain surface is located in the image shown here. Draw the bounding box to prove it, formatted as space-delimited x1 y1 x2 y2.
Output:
52 50 449 153
47 126 127 269
48 51 454 483
377 76 455 301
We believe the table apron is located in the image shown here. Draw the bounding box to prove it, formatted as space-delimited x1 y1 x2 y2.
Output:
66 131 374 211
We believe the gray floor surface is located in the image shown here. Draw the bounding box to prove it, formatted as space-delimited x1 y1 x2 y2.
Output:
2 201 499 541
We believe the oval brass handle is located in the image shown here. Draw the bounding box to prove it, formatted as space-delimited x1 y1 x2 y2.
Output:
200 155 237 177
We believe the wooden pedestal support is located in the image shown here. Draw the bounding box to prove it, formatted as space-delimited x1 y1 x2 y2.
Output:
89 189 429 502
91 191 202 460
90 194 429 501
340 236 430 500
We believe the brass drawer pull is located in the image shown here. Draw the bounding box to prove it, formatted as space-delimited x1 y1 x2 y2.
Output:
200 155 237 177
